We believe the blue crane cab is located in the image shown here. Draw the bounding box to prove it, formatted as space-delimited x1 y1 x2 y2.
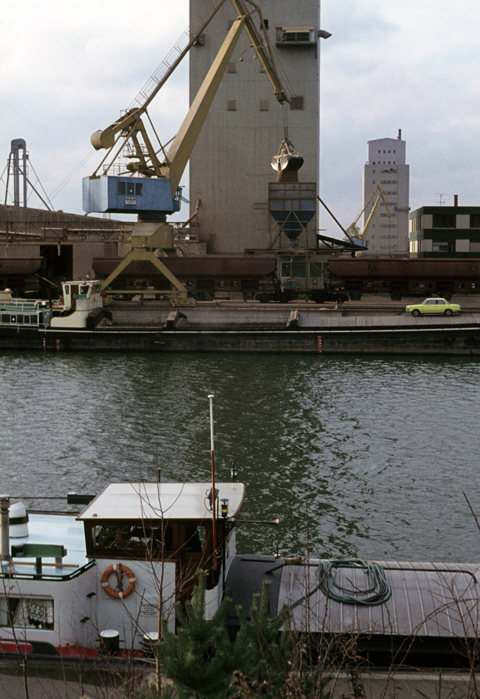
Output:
83 175 182 217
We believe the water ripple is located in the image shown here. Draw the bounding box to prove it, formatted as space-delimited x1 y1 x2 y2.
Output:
1 353 479 563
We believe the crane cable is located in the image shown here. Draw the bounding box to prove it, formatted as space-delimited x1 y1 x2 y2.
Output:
49 148 97 201
290 558 391 610
27 160 55 211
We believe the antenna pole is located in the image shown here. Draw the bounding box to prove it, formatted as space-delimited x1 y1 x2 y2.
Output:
208 394 217 570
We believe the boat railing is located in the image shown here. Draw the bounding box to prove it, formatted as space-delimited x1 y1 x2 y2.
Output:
0 298 48 312
0 306 52 328
0 558 96 582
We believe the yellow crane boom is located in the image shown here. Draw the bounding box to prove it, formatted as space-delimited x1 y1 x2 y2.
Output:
90 0 289 186
85 0 290 300
344 185 391 244
90 0 229 179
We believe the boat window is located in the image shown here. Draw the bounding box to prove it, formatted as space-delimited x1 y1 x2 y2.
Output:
1 314 10 323
0 596 54 629
145 525 173 552
92 523 174 555
185 525 205 553
93 525 133 549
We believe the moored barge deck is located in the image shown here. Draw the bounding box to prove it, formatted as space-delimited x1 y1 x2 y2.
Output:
1 295 480 354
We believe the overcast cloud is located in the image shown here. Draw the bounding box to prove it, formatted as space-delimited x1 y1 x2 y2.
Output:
1 1 479 237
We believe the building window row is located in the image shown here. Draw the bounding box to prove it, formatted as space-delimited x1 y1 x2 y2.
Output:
412 213 480 230
471 214 480 228
432 213 456 228
432 241 455 252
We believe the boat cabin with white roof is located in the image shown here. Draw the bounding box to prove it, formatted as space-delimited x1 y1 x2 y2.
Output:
0 279 105 332
0 481 245 658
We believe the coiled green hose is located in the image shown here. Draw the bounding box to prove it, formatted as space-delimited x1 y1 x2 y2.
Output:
318 558 392 605
290 557 391 610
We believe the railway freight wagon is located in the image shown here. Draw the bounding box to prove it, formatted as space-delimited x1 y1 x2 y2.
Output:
327 258 480 300
92 256 343 303
92 256 279 301
0 257 43 296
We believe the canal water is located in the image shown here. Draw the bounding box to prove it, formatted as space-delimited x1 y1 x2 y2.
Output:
1 352 479 564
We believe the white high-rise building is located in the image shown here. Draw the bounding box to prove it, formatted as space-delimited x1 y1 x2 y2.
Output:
362 131 410 255
189 0 320 254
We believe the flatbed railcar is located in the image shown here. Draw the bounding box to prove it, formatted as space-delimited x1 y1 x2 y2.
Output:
327 258 480 300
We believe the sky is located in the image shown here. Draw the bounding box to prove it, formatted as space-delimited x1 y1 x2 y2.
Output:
1 0 479 238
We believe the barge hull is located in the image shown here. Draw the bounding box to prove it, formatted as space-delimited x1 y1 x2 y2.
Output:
1 322 480 354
